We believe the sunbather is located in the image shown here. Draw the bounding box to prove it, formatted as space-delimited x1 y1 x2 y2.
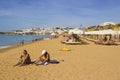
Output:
35 50 50 65
14 50 31 66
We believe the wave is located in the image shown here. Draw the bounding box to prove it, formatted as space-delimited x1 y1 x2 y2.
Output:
0 46 11 49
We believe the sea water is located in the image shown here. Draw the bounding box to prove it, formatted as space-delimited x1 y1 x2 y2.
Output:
0 35 51 49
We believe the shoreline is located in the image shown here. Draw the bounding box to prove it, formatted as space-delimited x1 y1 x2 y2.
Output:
0 37 52 53
0 36 120 80
0 35 53 51
0 46 11 49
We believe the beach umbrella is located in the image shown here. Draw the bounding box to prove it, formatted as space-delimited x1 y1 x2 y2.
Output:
85 29 117 35
85 31 99 35
69 28 84 35
117 31 120 34
99 29 117 35
51 32 56 36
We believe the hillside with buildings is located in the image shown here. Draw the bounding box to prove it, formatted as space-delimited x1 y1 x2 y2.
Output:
12 27 83 35
1 22 120 35
85 22 120 31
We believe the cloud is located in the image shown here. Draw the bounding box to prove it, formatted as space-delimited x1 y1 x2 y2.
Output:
0 0 120 31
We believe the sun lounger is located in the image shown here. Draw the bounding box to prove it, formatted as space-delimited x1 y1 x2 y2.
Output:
61 41 66 44
95 41 116 45
65 42 82 45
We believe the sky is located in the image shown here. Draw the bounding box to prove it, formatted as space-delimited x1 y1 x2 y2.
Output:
0 0 120 31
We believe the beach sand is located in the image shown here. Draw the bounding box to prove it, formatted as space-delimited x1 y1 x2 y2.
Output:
0 36 120 80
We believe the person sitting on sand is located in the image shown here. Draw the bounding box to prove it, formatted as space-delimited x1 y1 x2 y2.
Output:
35 50 50 65
14 50 31 66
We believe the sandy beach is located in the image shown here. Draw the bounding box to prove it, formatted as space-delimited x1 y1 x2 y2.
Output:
0 36 120 80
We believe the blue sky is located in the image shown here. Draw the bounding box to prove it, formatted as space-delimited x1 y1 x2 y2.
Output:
0 0 120 31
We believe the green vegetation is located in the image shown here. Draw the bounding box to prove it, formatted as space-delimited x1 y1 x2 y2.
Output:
0 32 5 34
85 24 120 31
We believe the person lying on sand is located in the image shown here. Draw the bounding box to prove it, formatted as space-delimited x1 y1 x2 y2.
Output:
14 50 31 66
35 50 50 65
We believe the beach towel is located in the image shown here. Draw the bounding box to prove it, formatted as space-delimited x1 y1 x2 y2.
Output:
44 62 49 65
50 60 60 64
44 60 60 65
59 48 71 51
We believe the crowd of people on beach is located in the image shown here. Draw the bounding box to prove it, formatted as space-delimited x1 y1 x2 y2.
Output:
19 35 58 46
96 35 115 45
61 34 81 43
14 33 118 67
15 35 61 66
19 38 44 45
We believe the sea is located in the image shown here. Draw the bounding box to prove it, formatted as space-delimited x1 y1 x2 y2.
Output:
0 35 51 49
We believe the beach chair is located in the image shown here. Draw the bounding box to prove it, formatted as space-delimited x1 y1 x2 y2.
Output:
65 42 82 45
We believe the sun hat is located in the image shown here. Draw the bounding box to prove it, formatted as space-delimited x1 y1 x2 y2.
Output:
42 50 47 55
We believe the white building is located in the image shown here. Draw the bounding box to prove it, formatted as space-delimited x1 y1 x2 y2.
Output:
101 22 116 26
68 28 84 35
